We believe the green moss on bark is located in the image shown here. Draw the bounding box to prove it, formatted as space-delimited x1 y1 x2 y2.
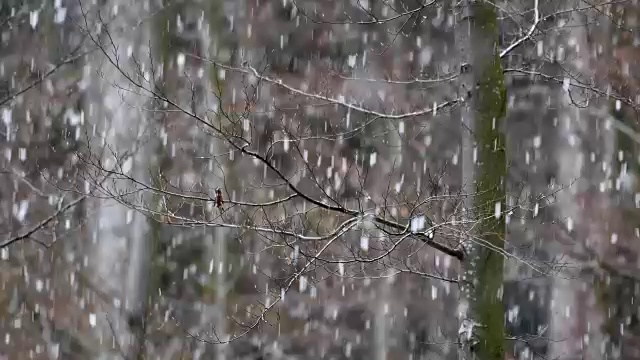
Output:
470 3 507 360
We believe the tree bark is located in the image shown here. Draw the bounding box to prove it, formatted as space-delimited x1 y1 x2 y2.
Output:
456 1 507 359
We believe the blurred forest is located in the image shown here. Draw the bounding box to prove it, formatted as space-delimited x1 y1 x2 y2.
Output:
1 0 640 359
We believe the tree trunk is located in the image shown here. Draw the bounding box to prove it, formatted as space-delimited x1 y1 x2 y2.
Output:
456 1 507 359
86 0 154 356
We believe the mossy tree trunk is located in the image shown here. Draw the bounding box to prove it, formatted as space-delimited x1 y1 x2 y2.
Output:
456 1 507 359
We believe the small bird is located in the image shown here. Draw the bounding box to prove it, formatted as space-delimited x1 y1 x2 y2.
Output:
215 188 224 210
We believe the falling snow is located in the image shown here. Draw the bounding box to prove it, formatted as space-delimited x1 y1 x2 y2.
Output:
0 2 635 359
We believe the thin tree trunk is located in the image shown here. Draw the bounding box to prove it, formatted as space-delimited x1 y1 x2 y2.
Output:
202 2 233 358
373 272 389 360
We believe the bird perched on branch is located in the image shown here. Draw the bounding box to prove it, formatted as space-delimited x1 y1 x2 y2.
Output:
215 188 224 211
